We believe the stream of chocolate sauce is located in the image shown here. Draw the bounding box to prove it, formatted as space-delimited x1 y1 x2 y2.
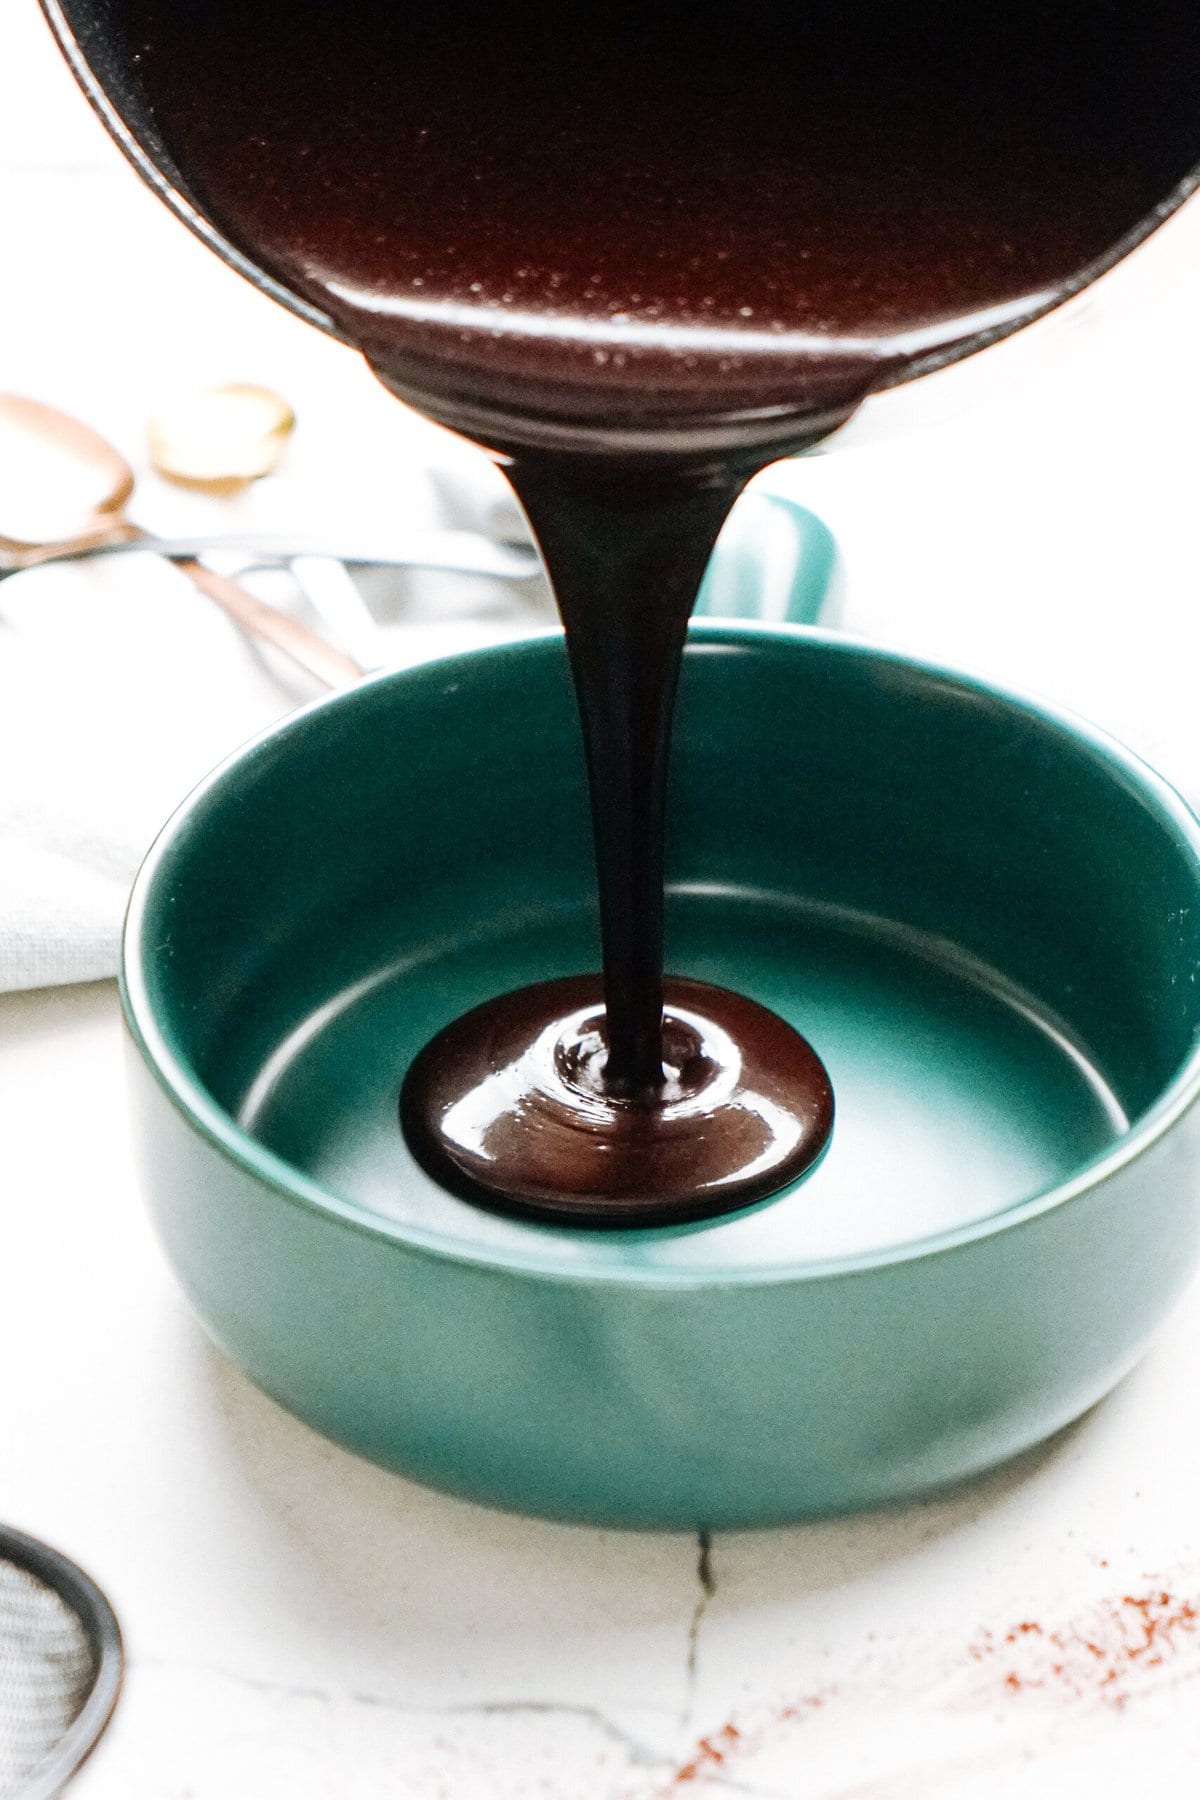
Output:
118 0 1200 1223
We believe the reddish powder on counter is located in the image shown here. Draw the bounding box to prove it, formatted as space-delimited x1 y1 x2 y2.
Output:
673 1723 741 1784
647 1577 1199 1795
666 1697 829 1789
972 1583 1200 1708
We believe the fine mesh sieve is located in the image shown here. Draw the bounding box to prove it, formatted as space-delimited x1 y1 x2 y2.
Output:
0 1528 122 1800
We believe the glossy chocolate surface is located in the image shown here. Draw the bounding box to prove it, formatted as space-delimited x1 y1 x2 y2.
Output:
401 976 834 1226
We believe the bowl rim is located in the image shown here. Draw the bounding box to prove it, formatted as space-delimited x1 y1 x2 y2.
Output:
121 623 1200 1288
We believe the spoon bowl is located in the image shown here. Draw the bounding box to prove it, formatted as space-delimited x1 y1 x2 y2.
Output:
0 393 361 687
0 395 134 549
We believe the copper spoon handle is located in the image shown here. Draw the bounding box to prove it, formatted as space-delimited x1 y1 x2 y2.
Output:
167 549 363 686
10 520 363 688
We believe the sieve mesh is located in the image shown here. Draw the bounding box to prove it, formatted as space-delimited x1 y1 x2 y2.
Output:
0 1563 95 1798
0 1533 121 1800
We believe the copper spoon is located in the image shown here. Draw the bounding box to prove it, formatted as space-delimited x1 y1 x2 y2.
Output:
0 394 361 687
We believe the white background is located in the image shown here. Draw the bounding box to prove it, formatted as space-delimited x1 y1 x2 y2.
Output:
5 4 1200 1795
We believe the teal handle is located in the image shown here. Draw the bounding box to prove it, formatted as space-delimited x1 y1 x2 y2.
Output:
693 489 838 627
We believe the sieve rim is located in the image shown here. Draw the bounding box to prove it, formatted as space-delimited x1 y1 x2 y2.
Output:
0 1526 123 1800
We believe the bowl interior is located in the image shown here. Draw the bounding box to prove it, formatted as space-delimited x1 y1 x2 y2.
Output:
126 628 1200 1274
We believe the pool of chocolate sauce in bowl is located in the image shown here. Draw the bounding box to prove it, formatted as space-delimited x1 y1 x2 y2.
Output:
115 0 1200 1223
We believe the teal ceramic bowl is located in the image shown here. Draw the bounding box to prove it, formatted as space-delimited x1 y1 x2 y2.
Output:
122 627 1200 1528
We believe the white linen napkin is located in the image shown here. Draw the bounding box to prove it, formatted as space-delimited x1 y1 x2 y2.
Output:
0 449 549 993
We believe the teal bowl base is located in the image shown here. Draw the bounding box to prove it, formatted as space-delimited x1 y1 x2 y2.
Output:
237 888 1124 1275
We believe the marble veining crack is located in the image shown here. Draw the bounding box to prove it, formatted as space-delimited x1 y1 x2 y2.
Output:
138 1659 334 1706
685 1529 717 1720
444 1700 667 1767
139 1656 671 1770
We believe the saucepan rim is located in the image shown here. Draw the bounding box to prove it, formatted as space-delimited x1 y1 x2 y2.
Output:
38 0 1200 427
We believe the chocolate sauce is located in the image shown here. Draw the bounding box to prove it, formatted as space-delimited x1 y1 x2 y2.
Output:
117 0 1199 1222
401 977 834 1227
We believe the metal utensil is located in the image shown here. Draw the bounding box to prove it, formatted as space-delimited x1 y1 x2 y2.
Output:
146 382 387 664
142 383 541 661
285 552 383 670
0 1525 122 1800
0 395 361 687
3 529 541 582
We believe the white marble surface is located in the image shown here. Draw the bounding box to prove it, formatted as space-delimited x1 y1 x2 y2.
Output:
7 5 1200 1796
